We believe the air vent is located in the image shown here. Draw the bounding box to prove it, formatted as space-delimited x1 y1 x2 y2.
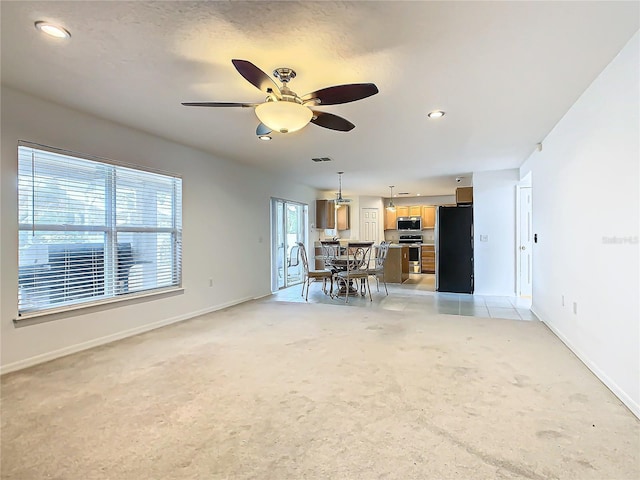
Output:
398 192 410 195
311 157 332 162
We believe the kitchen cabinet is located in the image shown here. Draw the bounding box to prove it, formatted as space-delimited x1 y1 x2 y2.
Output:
384 208 397 230
396 206 410 217
408 205 422 216
456 187 473 205
421 206 436 229
336 205 350 230
421 244 435 273
383 204 438 230
384 245 410 283
315 199 335 229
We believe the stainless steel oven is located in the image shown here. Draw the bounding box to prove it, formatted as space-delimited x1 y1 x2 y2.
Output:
399 234 423 274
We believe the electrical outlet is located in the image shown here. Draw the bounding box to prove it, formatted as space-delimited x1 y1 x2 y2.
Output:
573 302 577 315
562 295 565 307
209 278 213 287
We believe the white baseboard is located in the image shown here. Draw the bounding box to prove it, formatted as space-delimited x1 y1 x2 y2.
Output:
532 306 640 420
0 296 254 375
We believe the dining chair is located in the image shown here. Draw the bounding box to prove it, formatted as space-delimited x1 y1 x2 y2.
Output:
319 240 340 269
288 244 300 268
334 241 373 303
367 241 390 295
296 242 333 301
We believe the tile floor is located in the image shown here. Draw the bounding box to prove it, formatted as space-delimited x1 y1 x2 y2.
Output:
269 274 536 321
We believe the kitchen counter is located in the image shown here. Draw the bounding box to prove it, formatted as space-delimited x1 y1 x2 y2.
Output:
383 245 409 283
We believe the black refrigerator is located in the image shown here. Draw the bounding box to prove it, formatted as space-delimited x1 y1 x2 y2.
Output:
436 205 474 293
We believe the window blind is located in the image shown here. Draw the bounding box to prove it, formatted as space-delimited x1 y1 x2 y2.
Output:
17 143 182 316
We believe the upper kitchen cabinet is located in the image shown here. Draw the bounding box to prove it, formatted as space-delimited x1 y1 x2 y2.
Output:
315 199 335 229
384 208 397 230
396 205 410 217
421 206 436 229
408 205 422 216
336 205 350 230
385 204 436 230
456 187 473 205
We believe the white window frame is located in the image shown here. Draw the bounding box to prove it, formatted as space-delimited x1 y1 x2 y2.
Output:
16 141 183 320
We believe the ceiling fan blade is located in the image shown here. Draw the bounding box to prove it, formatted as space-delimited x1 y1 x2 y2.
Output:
302 83 378 105
310 111 355 132
256 123 272 136
181 102 257 108
232 59 281 96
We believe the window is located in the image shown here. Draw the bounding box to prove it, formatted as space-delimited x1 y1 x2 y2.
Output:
17 142 182 317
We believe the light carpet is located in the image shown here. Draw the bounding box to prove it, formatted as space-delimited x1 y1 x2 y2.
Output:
1 300 638 479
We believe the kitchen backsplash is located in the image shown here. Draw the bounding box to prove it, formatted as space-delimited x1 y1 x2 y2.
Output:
385 230 435 243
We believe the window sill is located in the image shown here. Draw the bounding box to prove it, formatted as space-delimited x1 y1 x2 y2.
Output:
14 286 184 324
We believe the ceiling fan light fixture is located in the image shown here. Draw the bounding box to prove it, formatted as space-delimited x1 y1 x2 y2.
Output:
255 101 312 134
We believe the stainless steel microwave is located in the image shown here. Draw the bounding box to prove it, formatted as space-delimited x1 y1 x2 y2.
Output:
397 216 422 231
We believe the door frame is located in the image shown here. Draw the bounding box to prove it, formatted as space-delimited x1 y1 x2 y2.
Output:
270 197 308 292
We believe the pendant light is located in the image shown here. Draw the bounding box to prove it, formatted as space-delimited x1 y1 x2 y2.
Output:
335 171 351 208
387 186 396 212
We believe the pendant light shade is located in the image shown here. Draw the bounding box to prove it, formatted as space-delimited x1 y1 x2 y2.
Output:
386 186 396 211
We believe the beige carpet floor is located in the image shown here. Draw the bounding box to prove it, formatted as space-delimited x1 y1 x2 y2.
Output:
1 300 638 479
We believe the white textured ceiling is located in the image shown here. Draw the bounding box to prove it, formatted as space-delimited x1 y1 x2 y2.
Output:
2 1 638 197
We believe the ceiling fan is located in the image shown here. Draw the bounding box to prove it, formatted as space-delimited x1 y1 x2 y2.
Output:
335 171 351 206
182 59 379 137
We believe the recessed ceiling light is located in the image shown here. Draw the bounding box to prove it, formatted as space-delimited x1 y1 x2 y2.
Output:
35 21 71 39
427 110 445 118
258 135 272 141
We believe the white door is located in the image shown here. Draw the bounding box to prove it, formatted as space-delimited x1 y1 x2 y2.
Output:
360 208 379 243
518 187 532 296
271 198 307 291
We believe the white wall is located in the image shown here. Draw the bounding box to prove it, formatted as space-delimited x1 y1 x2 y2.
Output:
0 86 318 372
472 169 520 296
520 32 639 417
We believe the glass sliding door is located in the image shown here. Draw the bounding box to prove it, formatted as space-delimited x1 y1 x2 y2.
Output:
271 198 307 291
